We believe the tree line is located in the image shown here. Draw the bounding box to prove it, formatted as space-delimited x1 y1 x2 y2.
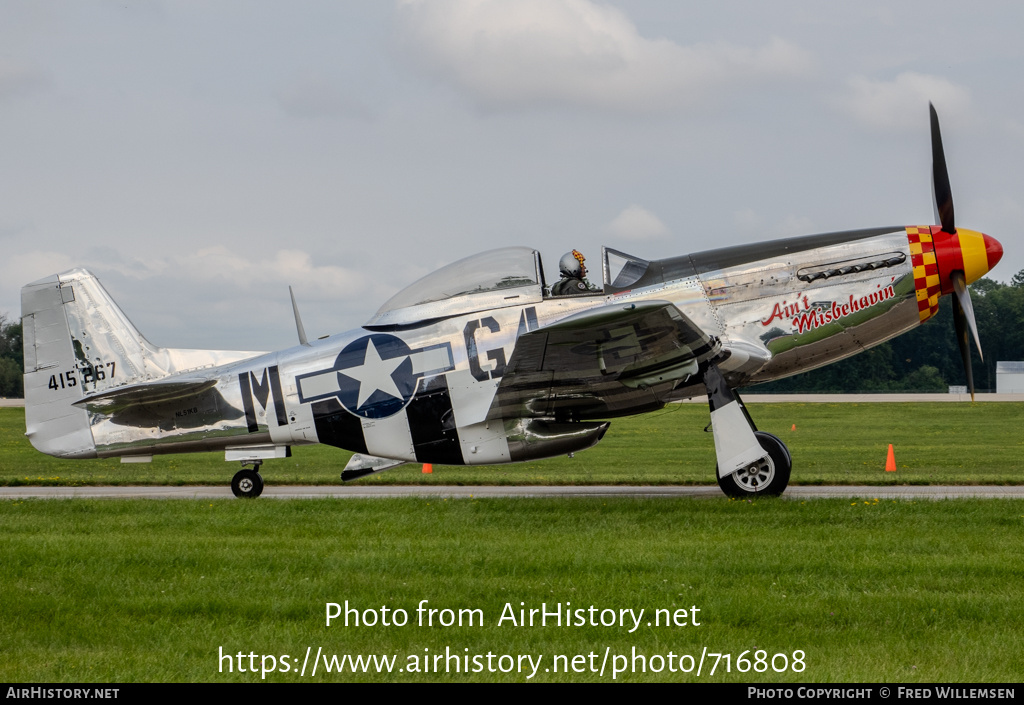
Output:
0 270 1022 398
0 314 22 398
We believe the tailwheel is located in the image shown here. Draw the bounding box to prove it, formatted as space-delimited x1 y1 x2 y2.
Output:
231 465 264 498
717 431 791 497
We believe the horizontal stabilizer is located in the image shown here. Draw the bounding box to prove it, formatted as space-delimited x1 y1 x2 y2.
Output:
72 379 218 415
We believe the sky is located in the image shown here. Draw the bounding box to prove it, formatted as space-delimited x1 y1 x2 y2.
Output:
2 0 1023 351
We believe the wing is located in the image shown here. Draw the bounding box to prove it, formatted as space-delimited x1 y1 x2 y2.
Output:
488 300 720 420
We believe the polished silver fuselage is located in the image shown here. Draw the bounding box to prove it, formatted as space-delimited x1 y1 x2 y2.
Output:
24 227 922 464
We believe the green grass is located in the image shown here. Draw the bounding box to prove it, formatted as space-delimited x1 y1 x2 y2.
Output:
3 403 1023 486
2 497 1023 682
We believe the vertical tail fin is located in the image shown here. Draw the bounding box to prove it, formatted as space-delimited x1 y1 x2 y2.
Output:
22 270 98 457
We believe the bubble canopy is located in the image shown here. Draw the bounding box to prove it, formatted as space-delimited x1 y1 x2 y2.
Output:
366 247 546 327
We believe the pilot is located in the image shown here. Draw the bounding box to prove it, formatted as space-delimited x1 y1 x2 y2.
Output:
552 250 597 296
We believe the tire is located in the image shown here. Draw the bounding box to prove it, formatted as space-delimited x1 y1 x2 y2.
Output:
231 469 264 498
717 431 791 497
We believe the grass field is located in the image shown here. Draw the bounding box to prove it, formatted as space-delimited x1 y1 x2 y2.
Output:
3 403 1022 487
4 403 1023 683
2 496 1023 682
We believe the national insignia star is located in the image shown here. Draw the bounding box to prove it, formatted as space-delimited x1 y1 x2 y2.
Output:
340 338 407 410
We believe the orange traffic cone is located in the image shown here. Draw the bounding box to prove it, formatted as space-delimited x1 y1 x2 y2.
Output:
885 445 896 472
422 463 433 474
791 424 797 431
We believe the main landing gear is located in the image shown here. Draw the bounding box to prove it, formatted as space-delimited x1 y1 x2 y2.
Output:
717 430 791 497
702 362 792 498
231 461 265 499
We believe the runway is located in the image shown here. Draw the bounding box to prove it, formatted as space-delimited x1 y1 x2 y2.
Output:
2 485 1022 500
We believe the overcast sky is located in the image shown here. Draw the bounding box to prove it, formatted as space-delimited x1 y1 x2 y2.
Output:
2 1 1022 351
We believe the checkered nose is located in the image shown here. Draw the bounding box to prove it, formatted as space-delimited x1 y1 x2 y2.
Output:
931 228 1004 295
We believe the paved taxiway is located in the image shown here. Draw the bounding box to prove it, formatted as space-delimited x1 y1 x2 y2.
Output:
5 395 1021 501
2 485 1022 500
7 396 1019 501
5 394 1024 408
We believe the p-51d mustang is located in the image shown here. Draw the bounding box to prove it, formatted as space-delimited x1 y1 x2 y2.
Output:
22 107 1003 497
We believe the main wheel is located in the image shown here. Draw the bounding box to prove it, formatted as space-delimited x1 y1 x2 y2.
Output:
717 431 791 497
231 469 264 498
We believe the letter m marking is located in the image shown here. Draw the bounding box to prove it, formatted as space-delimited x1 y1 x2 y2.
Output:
238 366 287 433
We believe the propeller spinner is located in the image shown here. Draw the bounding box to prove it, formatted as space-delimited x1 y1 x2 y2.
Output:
927 103 1003 399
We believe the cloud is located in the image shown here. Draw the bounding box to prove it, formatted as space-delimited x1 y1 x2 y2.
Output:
131 247 385 300
2 247 388 309
1 250 76 288
733 207 762 231
606 204 669 240
836 72 973 130
0 246 400 348
275 70 375 120
395 0 812 113
0 250 76 319
0 58 49 101
772 215 815 238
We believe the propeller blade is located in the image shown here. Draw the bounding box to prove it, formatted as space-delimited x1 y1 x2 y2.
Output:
951 271 983 360
950 271 978 400
930 103 956 234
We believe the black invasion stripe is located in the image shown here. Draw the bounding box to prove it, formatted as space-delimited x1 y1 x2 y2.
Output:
311 398 367 454
405 375 464 465
268 365 288 427
238 372 258 433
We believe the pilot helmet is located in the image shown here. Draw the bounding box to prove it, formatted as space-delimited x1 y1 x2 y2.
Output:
559 250 587 278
